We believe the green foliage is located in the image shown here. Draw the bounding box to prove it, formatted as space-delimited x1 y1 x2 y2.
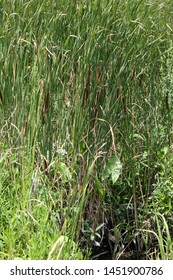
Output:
56 162 72 184
149 146 173 216
102 155 122 184
94 176 104 198
0 0 173 259
155 214 173 260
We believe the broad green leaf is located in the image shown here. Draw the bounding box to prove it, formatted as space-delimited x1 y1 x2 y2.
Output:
102 155 122 184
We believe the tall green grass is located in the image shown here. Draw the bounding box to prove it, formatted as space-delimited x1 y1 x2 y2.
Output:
0 0 173 259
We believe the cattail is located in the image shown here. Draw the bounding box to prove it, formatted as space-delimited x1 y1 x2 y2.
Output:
44 158 49 176
116 87 120 99
96 67 101 84
166 94 169 110
131 68 136 78
0 91 3 102
116 85 122 100
45 89 49 114
121 96 127 113
61 65 64 83
139 73 144 87
24 121 28 137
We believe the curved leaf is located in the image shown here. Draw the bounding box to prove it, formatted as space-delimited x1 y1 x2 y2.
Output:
102 154 122 184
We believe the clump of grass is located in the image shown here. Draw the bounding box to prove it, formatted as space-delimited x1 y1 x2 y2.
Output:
139 214 173 260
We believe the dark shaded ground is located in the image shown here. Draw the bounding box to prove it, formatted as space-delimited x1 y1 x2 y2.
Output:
92 250 147 260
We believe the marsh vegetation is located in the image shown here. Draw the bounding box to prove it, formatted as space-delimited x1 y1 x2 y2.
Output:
0 0 173 259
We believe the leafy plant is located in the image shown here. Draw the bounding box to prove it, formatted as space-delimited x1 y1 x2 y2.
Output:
102 154 122 184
